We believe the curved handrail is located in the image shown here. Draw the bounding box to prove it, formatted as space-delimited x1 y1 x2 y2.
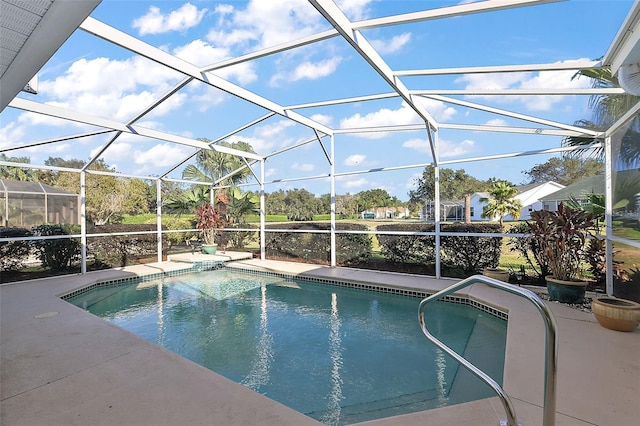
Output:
418 275 558 426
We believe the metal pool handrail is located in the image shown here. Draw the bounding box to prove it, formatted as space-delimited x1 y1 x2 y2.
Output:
418 275 558 426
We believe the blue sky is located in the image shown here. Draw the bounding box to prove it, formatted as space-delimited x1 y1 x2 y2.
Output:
0 0 634 201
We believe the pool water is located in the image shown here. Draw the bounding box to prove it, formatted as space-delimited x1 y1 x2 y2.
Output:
68 269 507 425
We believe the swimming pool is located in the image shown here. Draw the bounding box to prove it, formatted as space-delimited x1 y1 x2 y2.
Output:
67 268 507 425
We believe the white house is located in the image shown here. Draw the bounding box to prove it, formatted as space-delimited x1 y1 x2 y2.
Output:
469 181 565 222
361 206 410 219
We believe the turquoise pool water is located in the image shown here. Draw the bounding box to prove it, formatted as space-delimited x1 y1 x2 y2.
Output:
68 269 507 425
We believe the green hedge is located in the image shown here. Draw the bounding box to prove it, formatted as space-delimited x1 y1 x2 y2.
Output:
377 223 436 264
440 223 502 275
377 223 502 276
265 222 371 265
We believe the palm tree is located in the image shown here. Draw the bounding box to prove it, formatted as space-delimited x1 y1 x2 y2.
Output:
481 181 523 228
564 67 640 166
182 139 257 186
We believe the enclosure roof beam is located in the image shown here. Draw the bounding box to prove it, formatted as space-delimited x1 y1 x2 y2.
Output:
395 60 599 77
84 77 195 172
410 88 625 96
308 0 439 165
79 17 333 137
352 0 563 30
419 94 601 136
201 30 338 72
9 98 263 161
333 122 590 137
0 130 115 154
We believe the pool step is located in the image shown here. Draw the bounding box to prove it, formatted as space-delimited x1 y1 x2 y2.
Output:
306 387 445 424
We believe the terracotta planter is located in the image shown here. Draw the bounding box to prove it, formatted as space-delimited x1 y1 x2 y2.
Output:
592 297 640 332
201 244 218 255
482 268 510 282
545 276 588 304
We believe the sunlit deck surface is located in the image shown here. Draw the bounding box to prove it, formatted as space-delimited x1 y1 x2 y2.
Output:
2 254 638 426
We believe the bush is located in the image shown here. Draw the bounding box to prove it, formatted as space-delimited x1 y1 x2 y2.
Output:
219 223 258 249
162 215 198 246
87 224 168 267
440 223 502 275
0 227 32 271
377 223 502 276
31 224 80 271
265 222 371 265
377 223 436 264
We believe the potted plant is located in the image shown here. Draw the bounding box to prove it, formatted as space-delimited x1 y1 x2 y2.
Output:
195 202 225 254
527 203 596 303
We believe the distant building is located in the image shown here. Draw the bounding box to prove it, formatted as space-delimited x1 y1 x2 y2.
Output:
540 171 640 214
361 206 410 219
472 181 566 221
420 181 565 222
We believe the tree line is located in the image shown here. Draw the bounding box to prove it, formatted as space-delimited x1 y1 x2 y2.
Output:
1 149 603 225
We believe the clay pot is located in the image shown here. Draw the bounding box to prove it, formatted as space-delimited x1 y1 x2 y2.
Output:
545 276 588 304
482 268 510 282
592 297 640 332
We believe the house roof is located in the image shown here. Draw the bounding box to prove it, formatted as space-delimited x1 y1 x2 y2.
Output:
539 170 640 201
0 179 78 196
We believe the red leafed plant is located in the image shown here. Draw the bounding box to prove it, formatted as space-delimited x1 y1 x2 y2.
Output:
526 202 596 281
195 203 225 245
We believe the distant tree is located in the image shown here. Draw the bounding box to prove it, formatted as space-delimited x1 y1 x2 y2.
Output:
335 193 358 215
0 154 35 181
284 188 319 220
122 179 154 215
408 165 490 204
266 189 287 215
523 157 602 186
357 188 393 210
480 180 523 228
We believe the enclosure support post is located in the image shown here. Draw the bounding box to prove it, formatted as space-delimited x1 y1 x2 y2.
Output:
433 129 441 279
80 171 87 274
604 134 614 296
330 134 336 268
260 159 265 261
156 179 163 263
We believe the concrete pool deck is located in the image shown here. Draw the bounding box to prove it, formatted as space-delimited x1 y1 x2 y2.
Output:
1 253 639 426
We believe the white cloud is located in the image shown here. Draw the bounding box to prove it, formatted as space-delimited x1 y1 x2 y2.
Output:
310 113 333 127
402 137 475 158
342 177 368 189
174 40 257 84
336 0 373 20
0 122 26 148
340 100 456 139
133 143 194 169
133 3 207 36
344 154 366 166
271 57 342 86
35 56 184 124
265 167 277 177
485 118 508 126
370 33 411 54
455 59 592 111
292 162 314 172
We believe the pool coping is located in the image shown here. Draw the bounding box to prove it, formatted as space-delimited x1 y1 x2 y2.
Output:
2 254 639 426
